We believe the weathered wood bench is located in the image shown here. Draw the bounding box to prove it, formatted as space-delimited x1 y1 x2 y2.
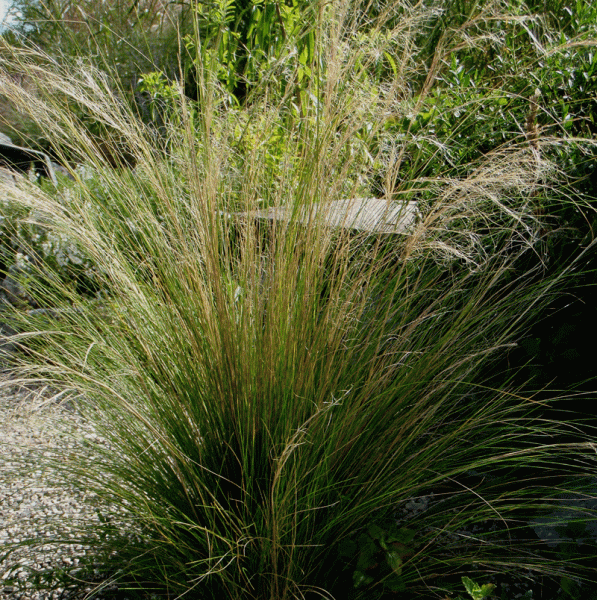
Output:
233 197 419 235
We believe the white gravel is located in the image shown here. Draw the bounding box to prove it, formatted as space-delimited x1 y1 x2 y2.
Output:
0 378 124 600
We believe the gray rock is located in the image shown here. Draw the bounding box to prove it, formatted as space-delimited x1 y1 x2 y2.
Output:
0 165 22 186
531 484 597 547
0 275 28 309
50 161 74 181
0 319 18 366
0 265 38 310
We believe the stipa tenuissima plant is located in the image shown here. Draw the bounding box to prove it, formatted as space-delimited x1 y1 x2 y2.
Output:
0 2 596 599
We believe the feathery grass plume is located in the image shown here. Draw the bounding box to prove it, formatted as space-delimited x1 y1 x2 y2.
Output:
0 1 596 599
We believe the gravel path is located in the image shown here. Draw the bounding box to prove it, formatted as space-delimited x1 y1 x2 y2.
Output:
0 379 121 600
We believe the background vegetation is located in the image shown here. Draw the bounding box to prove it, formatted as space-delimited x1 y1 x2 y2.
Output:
0 1 596 599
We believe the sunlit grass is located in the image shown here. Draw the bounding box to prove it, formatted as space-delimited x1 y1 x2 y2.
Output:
0 1 596 599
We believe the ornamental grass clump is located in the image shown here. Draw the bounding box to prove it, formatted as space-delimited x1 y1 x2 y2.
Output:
0 1 596 599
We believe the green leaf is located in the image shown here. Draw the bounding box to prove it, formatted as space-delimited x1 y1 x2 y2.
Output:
385 525 416 545
353 570 374 589
384 572 406 592
480 583 496 597
355 534 378 571
386 550 403 575
366 523 386 541
299 43 310 66
560 576 581 598
383 51 398 77
462 576 495 600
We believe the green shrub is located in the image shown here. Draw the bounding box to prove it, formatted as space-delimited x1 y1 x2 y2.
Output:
0 173 100 299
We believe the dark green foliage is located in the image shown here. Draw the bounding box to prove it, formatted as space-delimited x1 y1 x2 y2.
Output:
182 0 317 105
333 520 417 595
3 0 190 89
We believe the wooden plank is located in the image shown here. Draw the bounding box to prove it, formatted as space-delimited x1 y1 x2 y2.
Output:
236 198 419 234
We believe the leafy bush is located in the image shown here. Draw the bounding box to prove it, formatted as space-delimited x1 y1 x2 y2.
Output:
181 0 318 104
3 0 189 89
0 173 100 301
